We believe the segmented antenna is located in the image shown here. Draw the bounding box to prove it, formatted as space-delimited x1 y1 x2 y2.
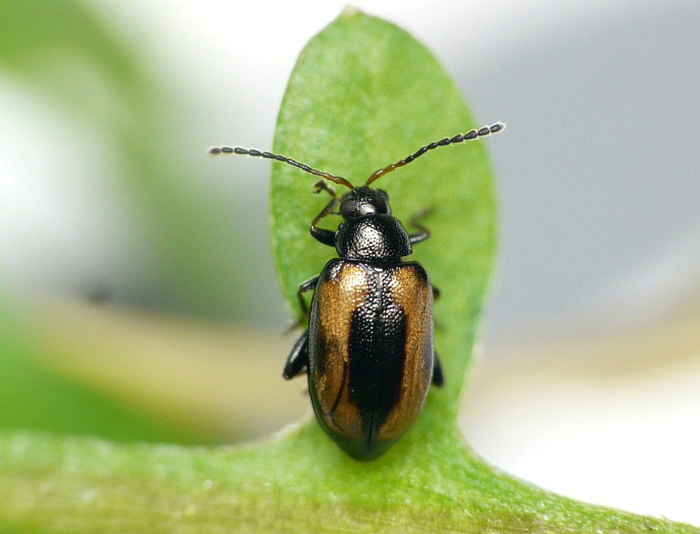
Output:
365 122 505 186
209 146 355 190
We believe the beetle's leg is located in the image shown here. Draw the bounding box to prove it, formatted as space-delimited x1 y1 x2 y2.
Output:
432 352 444 387
407 207 434 245
296 275 319 318
284 275 320 334
431 285 444 330
310 180 339 247
314 179 336 198
283 329 309 379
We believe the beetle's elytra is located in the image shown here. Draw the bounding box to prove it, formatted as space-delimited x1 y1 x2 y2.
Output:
211 122 504 460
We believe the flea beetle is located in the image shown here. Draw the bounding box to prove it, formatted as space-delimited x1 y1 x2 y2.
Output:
211 122 504 460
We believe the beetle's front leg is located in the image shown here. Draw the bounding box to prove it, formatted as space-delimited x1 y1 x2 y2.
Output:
310 180 339 247
408 207 434 245
283 329 309 379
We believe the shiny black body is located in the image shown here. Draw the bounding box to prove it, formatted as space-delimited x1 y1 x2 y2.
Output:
284 186 442 460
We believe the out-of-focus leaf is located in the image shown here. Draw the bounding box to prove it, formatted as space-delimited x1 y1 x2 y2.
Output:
0 0 253 319
0 0 261 440
0 295 199 443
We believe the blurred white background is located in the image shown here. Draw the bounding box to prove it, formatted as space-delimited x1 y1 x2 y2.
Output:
1 0 699 525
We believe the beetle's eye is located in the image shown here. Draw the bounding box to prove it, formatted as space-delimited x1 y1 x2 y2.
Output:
340 200 357 218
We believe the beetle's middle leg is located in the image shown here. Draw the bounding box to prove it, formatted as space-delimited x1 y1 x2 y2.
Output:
432 352 444 387
283 274 321 377
431 285 444 331
284 274 319 335
296 275 319 318
431 286 444 367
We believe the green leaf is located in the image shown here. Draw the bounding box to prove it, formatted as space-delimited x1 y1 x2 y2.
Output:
270 7 496 422
0 8 696 533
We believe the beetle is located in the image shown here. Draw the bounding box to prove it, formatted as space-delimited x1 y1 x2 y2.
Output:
211 122 504 460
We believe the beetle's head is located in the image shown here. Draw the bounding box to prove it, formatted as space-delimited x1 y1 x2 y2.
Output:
339 186 391 219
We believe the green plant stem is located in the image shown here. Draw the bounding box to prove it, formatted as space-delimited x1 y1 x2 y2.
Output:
0 427 695 534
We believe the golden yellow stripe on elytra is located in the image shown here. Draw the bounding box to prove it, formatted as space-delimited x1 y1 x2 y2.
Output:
314 263 368 439
378 265 433 440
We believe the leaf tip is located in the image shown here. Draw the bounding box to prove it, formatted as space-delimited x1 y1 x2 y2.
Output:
339 5 362 20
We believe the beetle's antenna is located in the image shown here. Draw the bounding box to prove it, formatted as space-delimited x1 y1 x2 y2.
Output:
365 122 505 186
210 146 355 190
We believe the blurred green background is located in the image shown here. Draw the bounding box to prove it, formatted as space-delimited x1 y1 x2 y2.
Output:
0 0 300 445
1 0 699 524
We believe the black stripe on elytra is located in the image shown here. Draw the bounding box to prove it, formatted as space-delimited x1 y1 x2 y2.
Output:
346 267 408 442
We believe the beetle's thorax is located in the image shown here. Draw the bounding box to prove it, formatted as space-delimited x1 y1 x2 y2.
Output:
335 186 411 261
335 214 411 261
